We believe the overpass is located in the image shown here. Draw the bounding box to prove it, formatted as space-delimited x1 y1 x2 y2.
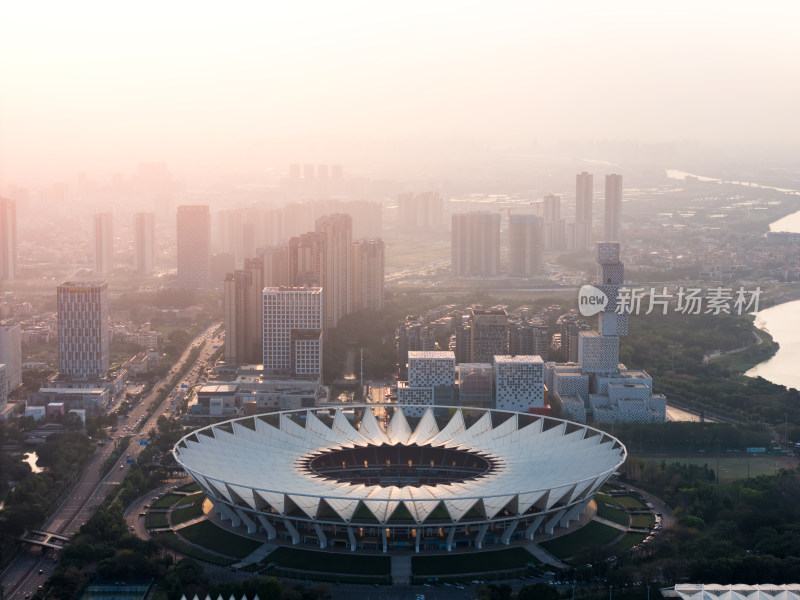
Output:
18 529 71 550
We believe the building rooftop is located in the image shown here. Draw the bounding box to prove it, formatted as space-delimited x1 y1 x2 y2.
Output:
494 355 544 364
408 351 455 360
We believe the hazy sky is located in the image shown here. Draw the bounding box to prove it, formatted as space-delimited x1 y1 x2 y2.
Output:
1 1 799 181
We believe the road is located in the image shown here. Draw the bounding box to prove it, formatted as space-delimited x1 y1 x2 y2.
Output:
0 323 222 600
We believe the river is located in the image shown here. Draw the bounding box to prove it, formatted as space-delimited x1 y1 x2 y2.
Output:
746 301 800 391
665 169 800 389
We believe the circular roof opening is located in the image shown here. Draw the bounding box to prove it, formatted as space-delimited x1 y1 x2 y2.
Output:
303 444 496 488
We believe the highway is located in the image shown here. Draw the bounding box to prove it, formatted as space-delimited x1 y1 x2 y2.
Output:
0 323 222 600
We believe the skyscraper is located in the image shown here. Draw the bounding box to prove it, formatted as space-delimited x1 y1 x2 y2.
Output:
0 198 17 281
93 212 113 276
542 195 565 251
224 258 264 365
262 287 322 378
508 214 543 276
604 174 622 242
57 281 109 380
133 212 155 275
0 324 22 392
177 205 211 289
352 238 385 311
398 192 443 231
451 211 501 277
315 214 353 330
576 171 593 249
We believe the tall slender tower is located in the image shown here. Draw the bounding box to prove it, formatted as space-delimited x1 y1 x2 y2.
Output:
223 258 264 365
93 213 113 276
315 214 352 330
604 174 622 242
0 325 22 392
508 214 543 276
451 211 501 276
542 195 565 251
352 238 385 311
177 205 211 289
133 212 155 275
0 198 17 281
576 171 593 248
57 281 109 380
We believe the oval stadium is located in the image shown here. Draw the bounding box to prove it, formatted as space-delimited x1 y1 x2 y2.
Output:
172 405 626 553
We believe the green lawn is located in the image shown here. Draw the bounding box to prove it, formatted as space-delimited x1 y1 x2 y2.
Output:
175 482 201 493
630 514 655 529
152 494 182 509
540 521 622 560
178 521 263 559
154 532 235 566
146 512 169 528
594 494 630 526
264 547 390 575
412 547 537 576
615 495 646 510
170 493 205 525
611 532 648 553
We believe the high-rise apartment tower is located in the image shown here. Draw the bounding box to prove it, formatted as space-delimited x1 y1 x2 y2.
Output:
133 212 155 275
94 213 113 276
604 174 622 242
57 281 109 379
177 205 211 288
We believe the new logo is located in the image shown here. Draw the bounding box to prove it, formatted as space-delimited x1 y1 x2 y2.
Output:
578 285 609 316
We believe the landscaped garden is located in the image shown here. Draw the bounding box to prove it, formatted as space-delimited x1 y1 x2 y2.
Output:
170 492 206 524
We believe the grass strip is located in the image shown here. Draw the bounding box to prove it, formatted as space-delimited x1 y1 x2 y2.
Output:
152 494 182 509
171 493 205 525
540 521 622 561
264 547 390 575
154 532 235 566
178 521 262 559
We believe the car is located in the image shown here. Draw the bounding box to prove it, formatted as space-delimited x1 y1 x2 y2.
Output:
130 525 135 530
39 569 44 574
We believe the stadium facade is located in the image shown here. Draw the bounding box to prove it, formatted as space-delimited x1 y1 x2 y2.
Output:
173 405 626 553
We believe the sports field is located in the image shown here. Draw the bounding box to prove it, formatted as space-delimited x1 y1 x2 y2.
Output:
639 454 798 483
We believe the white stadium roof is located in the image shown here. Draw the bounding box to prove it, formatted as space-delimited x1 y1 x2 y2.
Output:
173 405 626 525
674 585 800 600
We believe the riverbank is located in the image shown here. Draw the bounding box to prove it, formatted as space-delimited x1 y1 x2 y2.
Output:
745 299 800 391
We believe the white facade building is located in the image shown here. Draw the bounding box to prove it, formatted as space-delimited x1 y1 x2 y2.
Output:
494 355 544 412
262 287 322 378
398 351 456 416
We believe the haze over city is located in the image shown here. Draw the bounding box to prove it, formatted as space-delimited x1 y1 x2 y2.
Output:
2 1 799 183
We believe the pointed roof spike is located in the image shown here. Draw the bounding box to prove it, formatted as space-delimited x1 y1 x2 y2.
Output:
406 407 439 445
358 406 391 445
429 409 466 446
386 408 412 445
